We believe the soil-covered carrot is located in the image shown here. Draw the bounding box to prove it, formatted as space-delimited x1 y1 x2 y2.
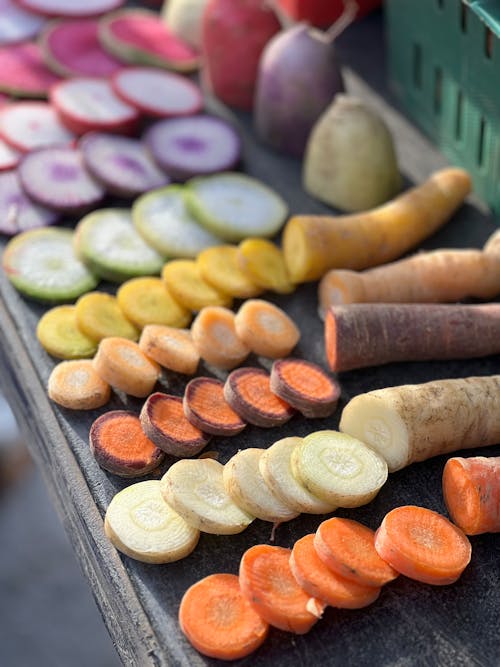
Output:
339 375 500 472
239 544 325 634
234 299 300 358
89 410 165 477
197 245 263 299
374 505 472 585
138 325 199 375
325 303 500 372
48 359 111 410
92 337 160 398
190 306 250 370
314 517 399 588
224 367 295 427
75 291 139 342
290 534 382 609
237 238 294 294
183 377 246 436
116 276 192 329
36 304 97 360
442 456 500 535
179 573 269 660
282 167 472 283
162 259 232 311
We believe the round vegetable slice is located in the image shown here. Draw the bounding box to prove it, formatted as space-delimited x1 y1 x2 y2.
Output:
138 325 199 375
234 299 300 358
183 377 246 436
2 227 99 302
0 101 74 153
186 173 288 242
104 480 200 564
0 170 59 236
0 0 46 46
36 304 98 359
112 66 203 118
161 259 232 311
190 306 250 370
132 185 222 259
144 115 241 182
0 138 20 171
197 245 262 299
75 292 139 342
80 132 169 198
117 277 192 329
73 208 164 282
40 18 123 78
98 9 199 72
18 147 105 214
16 0 125 18
93 337 160 397
237 238 294 294
0 42 60 98
47 359 111 409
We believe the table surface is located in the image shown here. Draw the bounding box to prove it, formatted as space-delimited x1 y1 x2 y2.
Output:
1 10 499 667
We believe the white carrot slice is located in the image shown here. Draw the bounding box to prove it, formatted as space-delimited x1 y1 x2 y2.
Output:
48 359 111 409
0 101 74 152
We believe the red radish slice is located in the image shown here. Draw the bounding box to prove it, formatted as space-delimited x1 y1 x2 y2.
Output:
98 9 199 73
79 132 170 198
15 0 125 18
112 67 203 119
50 77 139 136
0 102 74 153
40 19 124 78
18 147 105 214
0 139 20 171
0 0 45 45
0 42 60 98
0 170 59 235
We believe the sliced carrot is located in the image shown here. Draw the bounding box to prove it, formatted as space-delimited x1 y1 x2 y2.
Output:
237 238 294 294
197 245 263 299
314 517 399 587
234 299 300 358
183 377 246 436
116 276 192 329
36 304 97 360
224 367 295 427
179 573 269 660
442 456 500 535
138 325 199 375
190 306 250 370
374 505 472 585
140 392 211 456
75 291 139 342
89 410 165 477
162 259 232 311
239 544 325 634
290 534 381 609
48 359 111 410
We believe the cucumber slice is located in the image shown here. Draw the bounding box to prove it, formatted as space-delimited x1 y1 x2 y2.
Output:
0 0 46 46
0 102 74 153
132 185 221 258
79 132 169 198
2 227 99 303
185 173 289 242
74 208 165 283
0 42 60 98
0 170 59 236
16 0 125 18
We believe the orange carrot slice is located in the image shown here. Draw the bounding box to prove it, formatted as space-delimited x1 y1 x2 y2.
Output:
234 299 300 358
290 534 381 609
138 325 199 375
190 306 250 370
239 544 325 634
179 573 269 660
89 410 165 477
47 359 111 410
183 377 246 436
224 367 295 427
140 392 211 456
270 358 341 418
314 517 399 587
374 505 472 585
442 456 500 535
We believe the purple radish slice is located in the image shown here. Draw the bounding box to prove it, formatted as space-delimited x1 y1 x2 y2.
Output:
144 115 241 182
0 41 60 98
0 0 46 46
0 139 20 171
79 132 170 198
111 67 203 119
50 77 139 136
15 0 125 18
40 18 124 78
0 102 74 153
18 147 105 214
0 170 59 235
98 9 199 73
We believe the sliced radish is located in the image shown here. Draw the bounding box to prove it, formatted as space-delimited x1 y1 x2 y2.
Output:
0 139 20 171
0 102 74 153
112 67 203 119
50 77 139 136
98 9 199 73
0 0 45 46
15 0 125 18
18 147 105 214
0 41 60 98
40 18 124 78
0 170 59 236
79 132 170 198
144 115 241 182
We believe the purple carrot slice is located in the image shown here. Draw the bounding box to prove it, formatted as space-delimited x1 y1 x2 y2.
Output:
270 358 341 418
183 377 247 437
18 147 105 214
0 139 20 172
144 115 242 182
0 169 60 235
40 18 124 78
15 0 125 18
79 132 169 198
111 67 203 119
0 42 60 98
0 101 74 153
0 0 46 46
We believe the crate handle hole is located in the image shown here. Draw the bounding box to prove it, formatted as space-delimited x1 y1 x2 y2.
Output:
413 43 422 89
460 2 468 32
485 28 493 58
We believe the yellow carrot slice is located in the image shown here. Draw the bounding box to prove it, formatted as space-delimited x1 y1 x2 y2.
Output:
75 291 139 342
197 245 263 299
36 304 97 359
162 259 232 311
48 359 111 410
116 276 192 329
92 337 160 397
138 325 199 375
234 299 300 358
237 238 294 294
190 306 250 370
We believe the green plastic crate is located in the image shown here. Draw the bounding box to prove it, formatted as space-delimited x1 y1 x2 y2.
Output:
385 0 500 215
